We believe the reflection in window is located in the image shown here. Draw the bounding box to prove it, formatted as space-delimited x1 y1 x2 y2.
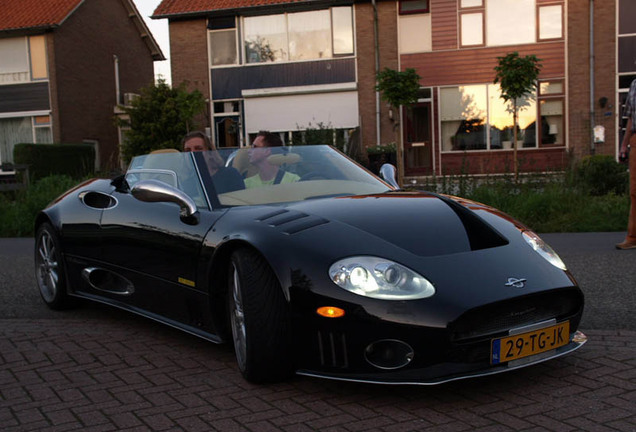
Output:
461 0 483 7
539 5 563 40
210 29 238 66
244 15 288 63
486 0 535 46
489 86 515 150
288 10 331 60
461 13 483 46
243 7 354 64
441 86 487 151
441 85 538 151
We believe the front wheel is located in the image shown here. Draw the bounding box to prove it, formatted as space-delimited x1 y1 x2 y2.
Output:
34 223 73 310
228 247 293 383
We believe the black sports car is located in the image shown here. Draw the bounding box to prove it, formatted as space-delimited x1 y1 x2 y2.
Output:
34 145 586 384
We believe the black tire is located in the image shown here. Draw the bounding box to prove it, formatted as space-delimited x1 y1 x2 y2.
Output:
34 223 73 310
228 247 293 383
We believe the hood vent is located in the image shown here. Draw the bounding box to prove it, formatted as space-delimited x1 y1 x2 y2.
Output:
256 209 328 235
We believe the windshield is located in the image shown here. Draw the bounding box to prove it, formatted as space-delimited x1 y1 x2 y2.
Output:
128 145 392 208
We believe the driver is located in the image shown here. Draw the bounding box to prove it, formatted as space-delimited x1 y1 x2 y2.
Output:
244 131 299 188
182 131 244 194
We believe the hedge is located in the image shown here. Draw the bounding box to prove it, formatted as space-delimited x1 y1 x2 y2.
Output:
13 143 95 181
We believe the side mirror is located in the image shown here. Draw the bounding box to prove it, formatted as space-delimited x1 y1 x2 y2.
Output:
131 179 200 225
379 163 400 190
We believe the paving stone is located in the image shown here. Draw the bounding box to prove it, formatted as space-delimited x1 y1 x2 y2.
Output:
1 319 635 431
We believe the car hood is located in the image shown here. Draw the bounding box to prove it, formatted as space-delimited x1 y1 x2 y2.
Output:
282 191 508 257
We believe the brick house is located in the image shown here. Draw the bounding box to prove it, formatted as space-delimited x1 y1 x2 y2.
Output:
0 0 165 171
153 0 634 177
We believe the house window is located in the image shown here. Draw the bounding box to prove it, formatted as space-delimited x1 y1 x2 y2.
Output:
537 80 564 146
243 7 354 64
209 17 239 66
288 10 332 60
210 29 238 66
460 13 484 46
441 85 487 151
459 0 484 47
0 38 29 84
459 0 563 48
29 36 48 80
399 9 432 53
486 0 535 46
461 0 483 7
0 117 34 164
538 5 563 40
441 84 539 151
399 0 429 15
34 115 52 143
244 14 289 63
332 7 354 55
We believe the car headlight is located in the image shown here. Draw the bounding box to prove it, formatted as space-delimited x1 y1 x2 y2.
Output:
329 257 435 300
522 230 567 271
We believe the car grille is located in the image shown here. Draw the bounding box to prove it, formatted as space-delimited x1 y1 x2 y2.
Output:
449 290 583 342
316 331 349 368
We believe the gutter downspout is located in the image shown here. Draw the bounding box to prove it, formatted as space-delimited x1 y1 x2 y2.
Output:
589 0 595 155
372 0 381 146
114 55 121 106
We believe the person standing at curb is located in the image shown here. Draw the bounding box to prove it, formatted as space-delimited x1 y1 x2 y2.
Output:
616 79 636 250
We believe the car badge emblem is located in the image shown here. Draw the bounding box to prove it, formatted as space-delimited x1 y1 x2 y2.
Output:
505 277 527 288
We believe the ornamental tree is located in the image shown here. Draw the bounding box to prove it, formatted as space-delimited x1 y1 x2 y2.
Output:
375 67 421 186
494 52 542 178
118 79 206 163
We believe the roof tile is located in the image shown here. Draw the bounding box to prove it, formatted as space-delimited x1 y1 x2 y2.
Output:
153 0 313 17
0 0 83 32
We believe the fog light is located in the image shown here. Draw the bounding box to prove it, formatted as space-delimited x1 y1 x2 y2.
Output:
365 340 414 370
317 306 345 318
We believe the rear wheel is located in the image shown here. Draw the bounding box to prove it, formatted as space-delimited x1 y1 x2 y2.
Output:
35 223 73 310
228 247 293 383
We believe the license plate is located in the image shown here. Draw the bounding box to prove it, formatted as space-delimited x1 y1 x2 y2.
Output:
491 321 570 364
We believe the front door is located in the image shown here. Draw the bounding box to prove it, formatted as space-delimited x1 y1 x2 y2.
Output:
215 116 240 148
404 103 433 176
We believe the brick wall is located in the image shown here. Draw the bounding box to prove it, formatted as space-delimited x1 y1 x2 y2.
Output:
568 0 617 160
52 0 156 169
169 18 210 132
355 1 399 151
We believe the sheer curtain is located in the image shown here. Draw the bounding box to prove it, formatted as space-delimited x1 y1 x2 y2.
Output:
0 117 32 164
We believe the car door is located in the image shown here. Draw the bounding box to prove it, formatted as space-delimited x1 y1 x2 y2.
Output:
87 152 227 333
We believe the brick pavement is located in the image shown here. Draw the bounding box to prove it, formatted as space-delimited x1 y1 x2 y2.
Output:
1 315 634 431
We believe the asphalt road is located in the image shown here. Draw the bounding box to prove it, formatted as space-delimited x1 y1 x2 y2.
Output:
1 232 634 331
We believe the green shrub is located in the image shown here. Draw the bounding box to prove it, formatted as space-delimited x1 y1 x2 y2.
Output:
13 143 95 182
0 175 79 237
573 155 628 196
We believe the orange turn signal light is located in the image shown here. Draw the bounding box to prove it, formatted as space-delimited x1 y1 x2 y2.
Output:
316 306 345 318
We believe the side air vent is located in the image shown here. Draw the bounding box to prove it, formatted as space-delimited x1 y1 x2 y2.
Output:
256 209 328 235
317 331 349 368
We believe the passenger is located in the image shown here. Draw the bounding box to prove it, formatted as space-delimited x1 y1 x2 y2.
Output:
244 131 300 188
182 131 244 194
